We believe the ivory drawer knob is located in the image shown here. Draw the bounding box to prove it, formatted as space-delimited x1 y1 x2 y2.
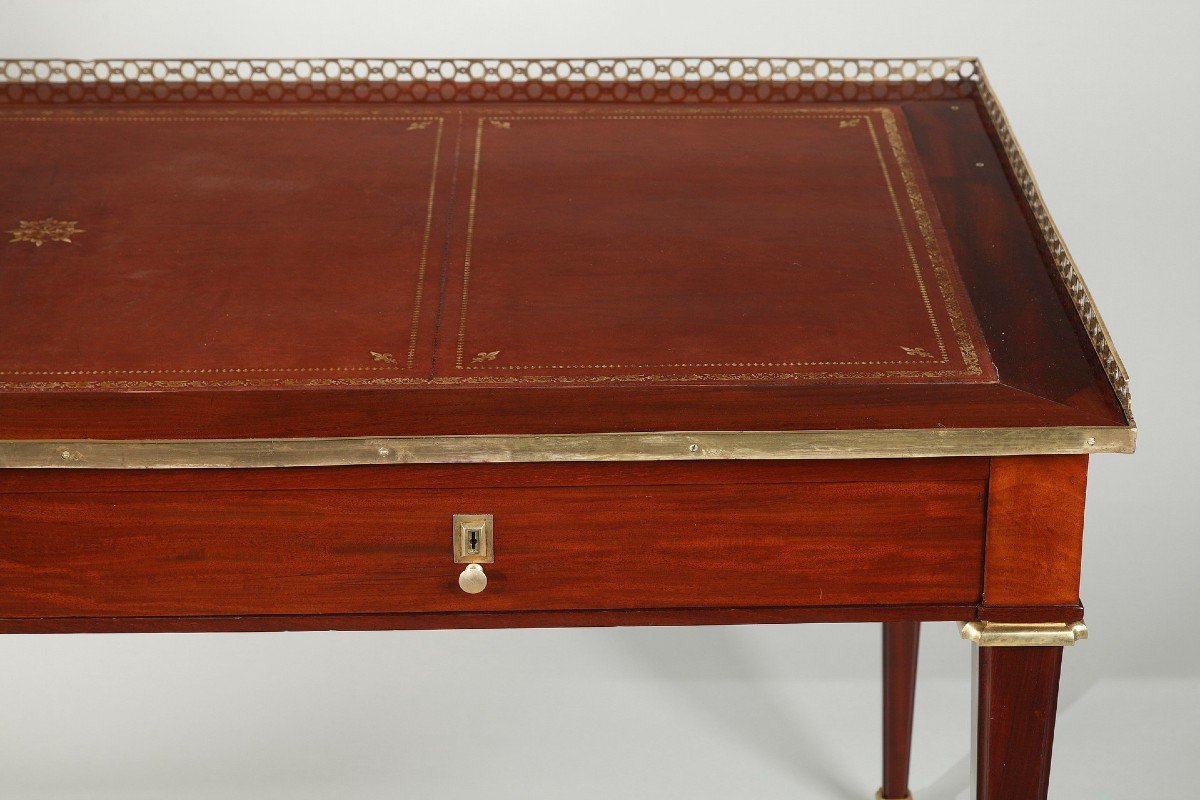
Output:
458 563 488 594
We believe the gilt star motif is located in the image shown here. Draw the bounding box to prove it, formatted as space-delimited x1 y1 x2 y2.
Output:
7 218 85 247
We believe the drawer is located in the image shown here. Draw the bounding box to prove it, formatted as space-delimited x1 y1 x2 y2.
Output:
0 480 985 618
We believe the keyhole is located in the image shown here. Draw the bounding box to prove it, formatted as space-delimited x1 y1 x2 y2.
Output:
452 515 492 564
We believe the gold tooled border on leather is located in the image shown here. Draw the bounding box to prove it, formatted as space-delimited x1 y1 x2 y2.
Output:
454 107 981 379
0 57 1132 426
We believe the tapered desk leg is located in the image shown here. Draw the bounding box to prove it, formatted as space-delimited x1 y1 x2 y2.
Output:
880 621 920 800
974 646 1064 800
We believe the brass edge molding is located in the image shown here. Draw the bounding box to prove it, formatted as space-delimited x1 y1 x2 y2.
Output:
875 791 912 800
0 426 1135 470
973 62 1134 424
959 620 1088 648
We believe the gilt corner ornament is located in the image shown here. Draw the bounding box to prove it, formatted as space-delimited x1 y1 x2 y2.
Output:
959 620 1089 647
7 218 85 247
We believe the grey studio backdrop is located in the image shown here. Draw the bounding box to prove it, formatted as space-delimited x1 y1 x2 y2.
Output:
0 2 1195 798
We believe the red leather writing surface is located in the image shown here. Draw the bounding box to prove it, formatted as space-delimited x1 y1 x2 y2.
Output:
0 108 443 384
0 104 991 390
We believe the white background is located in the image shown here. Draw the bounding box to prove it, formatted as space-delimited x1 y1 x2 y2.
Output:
1 1 1197 797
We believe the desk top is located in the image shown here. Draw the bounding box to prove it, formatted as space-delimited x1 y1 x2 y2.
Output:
0 58 1133 466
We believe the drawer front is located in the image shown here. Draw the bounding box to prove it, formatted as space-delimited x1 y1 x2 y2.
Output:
0 481 985 618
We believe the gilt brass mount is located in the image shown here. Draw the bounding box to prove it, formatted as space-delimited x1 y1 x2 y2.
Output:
452 515 493 594
458 564 488 594
452 514 494 564
959 620 1088 647
0 426 1135 470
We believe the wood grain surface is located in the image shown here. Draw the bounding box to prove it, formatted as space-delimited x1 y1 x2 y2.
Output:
0 478 986 619
982 455 1088 608
0 605 976 635
976 646 1064 800
0 456 989 493
882 621 921 800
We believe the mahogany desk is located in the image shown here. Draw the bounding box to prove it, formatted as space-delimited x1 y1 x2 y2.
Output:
0 58 1134 799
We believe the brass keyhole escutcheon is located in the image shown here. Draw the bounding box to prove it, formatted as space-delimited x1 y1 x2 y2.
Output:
452 514 493 594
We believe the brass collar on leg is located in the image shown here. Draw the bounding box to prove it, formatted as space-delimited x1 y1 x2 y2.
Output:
959 620 1088 647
